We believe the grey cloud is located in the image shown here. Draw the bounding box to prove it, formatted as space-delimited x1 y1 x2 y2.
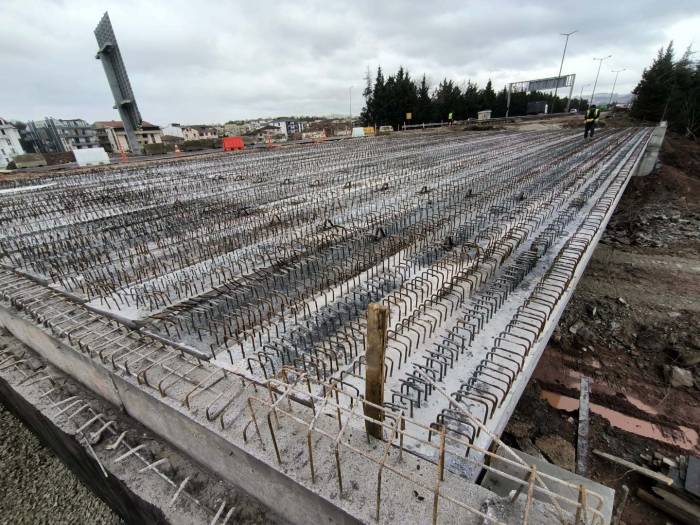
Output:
1 0 698 123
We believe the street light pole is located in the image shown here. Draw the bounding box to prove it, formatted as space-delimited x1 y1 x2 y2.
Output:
578 83 590 109
553 30 577 112
608 69 626 106
590 55 612 104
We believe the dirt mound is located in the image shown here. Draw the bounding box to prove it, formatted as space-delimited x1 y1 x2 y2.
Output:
603 133 700 252
628 163 700 209
659 133 700 179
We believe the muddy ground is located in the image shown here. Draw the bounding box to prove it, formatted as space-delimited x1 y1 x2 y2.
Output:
505 132 700 524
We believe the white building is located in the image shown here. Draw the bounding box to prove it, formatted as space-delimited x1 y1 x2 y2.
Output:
162 124 185 139
183 125 219 141
0 118 25 168
162 124 218 142
183 127 200 141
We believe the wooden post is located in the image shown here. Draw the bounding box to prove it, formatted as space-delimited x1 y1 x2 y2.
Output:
365 303 389 439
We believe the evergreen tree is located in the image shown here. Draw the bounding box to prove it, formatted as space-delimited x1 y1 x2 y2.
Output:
684 62 700 138
632 42 700 137
479 80 496 111
462 81 480 118
432 79 462 121
389 67 418 128
373 67 387 125
631 43 675 122
359 67 373 126
668 46 699 137
415 75 432 124
361 66 578 126
493 87 509 117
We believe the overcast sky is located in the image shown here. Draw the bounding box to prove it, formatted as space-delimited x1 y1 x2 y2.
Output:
2 0 698 125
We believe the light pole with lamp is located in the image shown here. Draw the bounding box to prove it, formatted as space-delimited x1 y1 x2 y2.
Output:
608 69 626 106
590 55 612 104
578 83 590 110
553 30 577 112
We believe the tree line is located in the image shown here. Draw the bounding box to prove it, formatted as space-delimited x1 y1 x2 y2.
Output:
360 66 588 128
631 42 699 138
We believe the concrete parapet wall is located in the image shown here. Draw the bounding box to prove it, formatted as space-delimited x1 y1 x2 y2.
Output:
0 374 170 524
635 122 667 176
0 305 360 525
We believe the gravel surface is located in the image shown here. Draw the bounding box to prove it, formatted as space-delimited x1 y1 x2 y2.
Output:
0 402 122 524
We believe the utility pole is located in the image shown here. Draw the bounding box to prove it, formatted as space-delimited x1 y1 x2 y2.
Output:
553 30 577 112
578 83 590 110
590 55 612 105
349 86 353 129
609 69 626 106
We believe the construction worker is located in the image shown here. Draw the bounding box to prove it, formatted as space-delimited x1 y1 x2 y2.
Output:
584 104 600 139
448 112 454 126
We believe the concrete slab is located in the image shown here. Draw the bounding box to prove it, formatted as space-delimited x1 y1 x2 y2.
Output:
482 446 615 525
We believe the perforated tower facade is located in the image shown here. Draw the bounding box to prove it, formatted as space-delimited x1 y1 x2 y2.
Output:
94 12 143 155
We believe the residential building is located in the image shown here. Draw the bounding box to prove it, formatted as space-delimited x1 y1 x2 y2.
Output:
161 124 216 142
26 118 99 153
0 118 25 168
272 120 305 137
94 121 163 153
182 125 219 141
162 123 185 139
183 127 200 141
247 125 286 143
224 122 254 136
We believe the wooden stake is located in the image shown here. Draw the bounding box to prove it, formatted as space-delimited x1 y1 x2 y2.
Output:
522 465 537 525
365 303 388 439
593 449 674 486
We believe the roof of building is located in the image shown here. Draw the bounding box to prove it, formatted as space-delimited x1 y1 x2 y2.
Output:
94 120 159 130
183 125 219 133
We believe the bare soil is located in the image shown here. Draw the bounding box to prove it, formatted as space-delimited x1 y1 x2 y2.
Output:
505 132 700 524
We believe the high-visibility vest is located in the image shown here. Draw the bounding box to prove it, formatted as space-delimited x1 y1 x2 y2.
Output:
585 108 599 123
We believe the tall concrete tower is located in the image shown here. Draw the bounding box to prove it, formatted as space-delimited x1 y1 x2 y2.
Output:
94 12 143 155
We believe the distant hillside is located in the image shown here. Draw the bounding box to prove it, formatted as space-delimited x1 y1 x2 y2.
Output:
590 92 634 105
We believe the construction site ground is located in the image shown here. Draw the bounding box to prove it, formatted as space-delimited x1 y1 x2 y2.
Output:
0 402 121 524
0 122 697 524
504 131 700 524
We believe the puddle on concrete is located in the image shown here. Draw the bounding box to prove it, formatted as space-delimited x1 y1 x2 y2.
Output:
540 389 698 452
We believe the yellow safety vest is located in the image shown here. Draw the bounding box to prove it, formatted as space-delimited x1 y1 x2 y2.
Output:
585 109 599 123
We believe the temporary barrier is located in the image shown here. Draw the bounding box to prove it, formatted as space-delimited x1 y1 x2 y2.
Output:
223 136 245 151
13 153 48 169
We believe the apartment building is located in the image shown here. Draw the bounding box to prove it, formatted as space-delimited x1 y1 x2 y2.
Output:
0 118 25 168
94 120 163 153
26 118 99 153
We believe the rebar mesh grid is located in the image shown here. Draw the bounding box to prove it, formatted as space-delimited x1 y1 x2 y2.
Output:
0 129 652 523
